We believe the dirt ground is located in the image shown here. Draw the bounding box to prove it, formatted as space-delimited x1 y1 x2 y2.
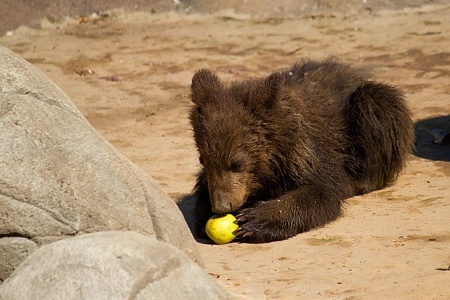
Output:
1 3 449 299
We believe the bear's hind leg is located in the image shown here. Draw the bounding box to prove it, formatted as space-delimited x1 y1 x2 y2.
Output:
346 81 414 194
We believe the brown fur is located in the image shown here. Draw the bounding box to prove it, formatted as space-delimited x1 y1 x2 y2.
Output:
190 59 414 243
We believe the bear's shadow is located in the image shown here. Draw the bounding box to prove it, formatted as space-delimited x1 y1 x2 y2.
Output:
414 115 450 162
177 194 212 244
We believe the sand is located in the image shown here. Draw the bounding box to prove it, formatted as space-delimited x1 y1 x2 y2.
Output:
1 4 449 299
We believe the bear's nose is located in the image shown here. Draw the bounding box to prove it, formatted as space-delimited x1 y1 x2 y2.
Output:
210 191 234 213
212 203 233 214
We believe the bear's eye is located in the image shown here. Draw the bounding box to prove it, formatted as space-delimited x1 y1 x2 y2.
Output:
230 158 244 172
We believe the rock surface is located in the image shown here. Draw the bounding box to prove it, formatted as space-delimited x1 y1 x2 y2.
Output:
0 237 38 281
0 45 202 281
0 231 232 300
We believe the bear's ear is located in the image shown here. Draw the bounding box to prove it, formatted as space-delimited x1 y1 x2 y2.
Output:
253 72 283 113
191 69 222 105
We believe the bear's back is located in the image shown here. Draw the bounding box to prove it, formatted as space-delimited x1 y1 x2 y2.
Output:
282 59 365 111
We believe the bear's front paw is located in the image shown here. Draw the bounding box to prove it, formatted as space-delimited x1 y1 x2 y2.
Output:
235 201 292 243
235 207 268 241
235 199 301 243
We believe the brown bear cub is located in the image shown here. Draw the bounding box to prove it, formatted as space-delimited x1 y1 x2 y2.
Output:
189 59 414 243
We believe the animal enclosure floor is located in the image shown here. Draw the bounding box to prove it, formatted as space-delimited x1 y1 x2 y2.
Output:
1 4 449 299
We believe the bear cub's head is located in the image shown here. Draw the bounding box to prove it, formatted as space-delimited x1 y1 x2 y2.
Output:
189 69 289 213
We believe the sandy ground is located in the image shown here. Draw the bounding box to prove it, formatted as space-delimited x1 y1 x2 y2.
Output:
1 4 449 299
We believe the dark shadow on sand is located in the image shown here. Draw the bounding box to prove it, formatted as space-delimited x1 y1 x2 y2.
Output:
414 115 450 162
177 194 213 244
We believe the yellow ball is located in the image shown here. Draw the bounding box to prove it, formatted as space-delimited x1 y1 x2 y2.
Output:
205 214 239 244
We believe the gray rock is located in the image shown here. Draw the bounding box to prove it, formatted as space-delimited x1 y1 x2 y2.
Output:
0 231 233 300
0 45 202 281
0 237 38 281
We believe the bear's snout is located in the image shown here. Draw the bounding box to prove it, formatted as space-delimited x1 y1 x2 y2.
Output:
207 171 248 213
209 188 240 213
211 197 233 213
